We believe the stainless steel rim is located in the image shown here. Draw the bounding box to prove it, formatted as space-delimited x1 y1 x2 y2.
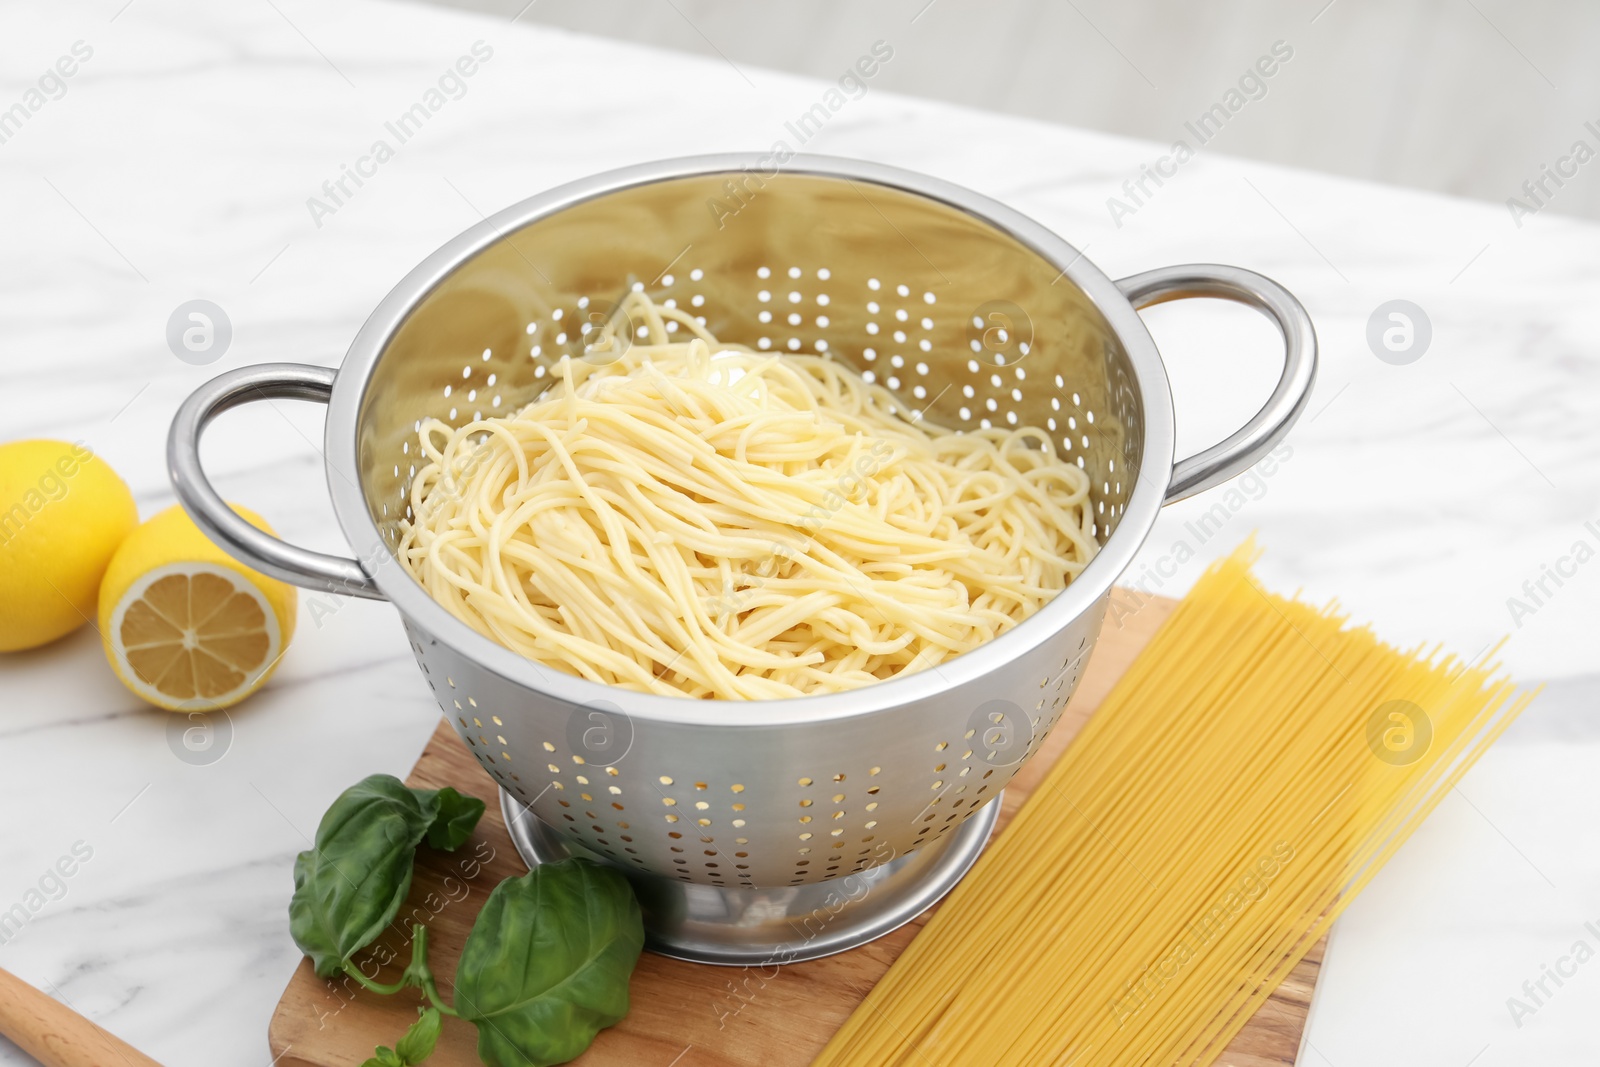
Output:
501 786 1002 965
161 154 1318 949
321 154 1178 726
165 153 1317 727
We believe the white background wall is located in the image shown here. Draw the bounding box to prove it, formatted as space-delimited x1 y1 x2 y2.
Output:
424 0 1600 223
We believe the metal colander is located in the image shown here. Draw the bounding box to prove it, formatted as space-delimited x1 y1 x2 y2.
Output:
171 154 1315 963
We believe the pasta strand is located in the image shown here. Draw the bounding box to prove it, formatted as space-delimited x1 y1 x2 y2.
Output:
398 292 1098 699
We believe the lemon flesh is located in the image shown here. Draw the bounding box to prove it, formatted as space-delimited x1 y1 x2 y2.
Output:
111 564 280 707
99 503 296 711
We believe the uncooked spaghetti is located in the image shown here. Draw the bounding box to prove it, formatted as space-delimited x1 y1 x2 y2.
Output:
397 292 1097 699
813 541 1534 1066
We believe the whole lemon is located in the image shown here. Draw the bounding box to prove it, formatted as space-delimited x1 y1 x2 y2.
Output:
0 439 138 652
98 503 297 711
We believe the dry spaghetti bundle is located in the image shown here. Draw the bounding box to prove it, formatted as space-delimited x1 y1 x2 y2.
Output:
397 292 1097 699
815 541 1533 1066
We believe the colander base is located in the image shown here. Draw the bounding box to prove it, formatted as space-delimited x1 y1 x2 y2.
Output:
500 787 1001 966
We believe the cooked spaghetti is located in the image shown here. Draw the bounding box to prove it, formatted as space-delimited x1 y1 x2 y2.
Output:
397 292 1097 699
813 541 1534 1066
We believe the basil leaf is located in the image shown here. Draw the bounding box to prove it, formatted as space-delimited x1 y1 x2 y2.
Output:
455 859 644 1067
360 1049 403 1067
419 786 486 852
289 775 484 978
394 1006 443 1064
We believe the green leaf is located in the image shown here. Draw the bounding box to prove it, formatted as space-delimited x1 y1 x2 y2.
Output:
418 786 486 852
360 1048 402 1067
455 859 644 1067
394 1006 443 1064
289 777 487 978
289 775 442 978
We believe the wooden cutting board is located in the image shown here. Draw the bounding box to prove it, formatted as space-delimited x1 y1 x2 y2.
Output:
269 590 1323 1066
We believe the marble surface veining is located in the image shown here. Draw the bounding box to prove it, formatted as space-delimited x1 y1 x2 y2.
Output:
1 0 1597 1064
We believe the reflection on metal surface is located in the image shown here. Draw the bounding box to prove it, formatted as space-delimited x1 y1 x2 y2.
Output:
167 154 1314 916
502 786 1001 965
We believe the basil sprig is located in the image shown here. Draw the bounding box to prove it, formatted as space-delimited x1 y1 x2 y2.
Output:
290 775 644 1066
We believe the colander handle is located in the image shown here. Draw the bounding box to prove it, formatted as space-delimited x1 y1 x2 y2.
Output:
1115 264 1317 504
167 363 385 600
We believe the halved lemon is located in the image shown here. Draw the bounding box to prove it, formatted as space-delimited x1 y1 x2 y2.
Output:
98 504 296 711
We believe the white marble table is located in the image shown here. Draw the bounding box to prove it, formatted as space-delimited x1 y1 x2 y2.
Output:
2 1 1597 1064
